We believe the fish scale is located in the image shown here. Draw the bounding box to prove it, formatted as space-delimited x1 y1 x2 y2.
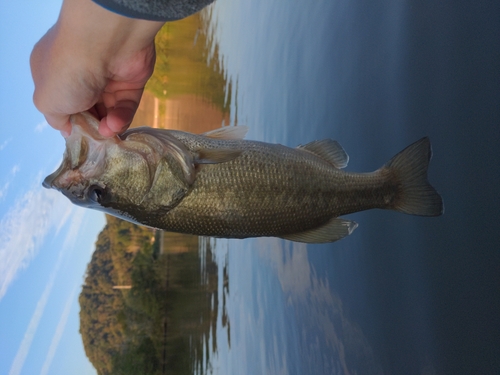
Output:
143 133 388 238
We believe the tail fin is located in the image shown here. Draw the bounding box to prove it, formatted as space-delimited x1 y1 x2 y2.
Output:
385 137 444 216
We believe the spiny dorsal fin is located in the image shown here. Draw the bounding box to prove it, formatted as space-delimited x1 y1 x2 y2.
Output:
202 126 248 140
297 139 349 168
195 148 242 164
280 218 358 243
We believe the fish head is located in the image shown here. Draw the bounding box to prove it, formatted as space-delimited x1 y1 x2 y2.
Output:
43 112 192 224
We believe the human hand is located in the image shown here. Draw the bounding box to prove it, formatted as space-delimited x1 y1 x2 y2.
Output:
30 0 164 137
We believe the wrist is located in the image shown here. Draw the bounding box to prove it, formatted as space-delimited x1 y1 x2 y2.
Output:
56 0 164 73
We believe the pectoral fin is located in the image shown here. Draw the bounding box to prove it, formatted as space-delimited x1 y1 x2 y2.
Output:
280 218 358 243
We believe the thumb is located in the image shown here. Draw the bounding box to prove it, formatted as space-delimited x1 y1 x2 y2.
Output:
98 99 140 137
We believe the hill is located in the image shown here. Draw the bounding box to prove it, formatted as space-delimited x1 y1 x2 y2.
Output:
79 216 225 375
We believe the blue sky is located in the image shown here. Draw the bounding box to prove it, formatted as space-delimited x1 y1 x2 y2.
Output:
0 1 104 374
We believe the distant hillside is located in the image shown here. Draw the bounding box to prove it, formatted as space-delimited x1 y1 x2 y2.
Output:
79 215 224 375
79 216 155 374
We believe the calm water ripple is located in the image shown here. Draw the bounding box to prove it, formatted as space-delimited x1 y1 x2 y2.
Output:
80 1 500 374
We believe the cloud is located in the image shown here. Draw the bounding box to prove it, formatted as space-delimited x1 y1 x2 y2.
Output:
0 137 12 151
256 239 382 374
0 165 21 201
34 120 49 133
11 165 20 175
55 203 75 236
0 184 73 301
0 182 11 200
39 287 77 375
7 195 78 375
61 207 86 250
8 269 56 375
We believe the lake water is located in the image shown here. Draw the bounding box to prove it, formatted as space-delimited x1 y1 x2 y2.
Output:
200 1 500 374
82 1 500 374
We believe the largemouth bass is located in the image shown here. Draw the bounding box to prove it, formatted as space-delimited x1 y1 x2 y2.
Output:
44 112 443 243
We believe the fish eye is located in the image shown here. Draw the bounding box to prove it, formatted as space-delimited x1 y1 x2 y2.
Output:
87 185 106 203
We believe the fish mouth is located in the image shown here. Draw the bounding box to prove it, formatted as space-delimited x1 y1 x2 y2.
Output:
43 168 63 189
43 155 74 190
45 177 102 210
42 171 83 201
42 173 55 189
42 165 95 208
43 167 107 210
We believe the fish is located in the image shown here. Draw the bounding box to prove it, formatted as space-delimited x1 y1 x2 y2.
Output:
43 111 443 243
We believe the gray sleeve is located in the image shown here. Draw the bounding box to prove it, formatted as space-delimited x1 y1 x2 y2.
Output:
92 0 214 21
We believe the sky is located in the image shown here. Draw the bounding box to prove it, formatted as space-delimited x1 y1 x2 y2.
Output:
0 1 104 374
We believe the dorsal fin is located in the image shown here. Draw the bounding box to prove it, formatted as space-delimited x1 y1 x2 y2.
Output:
202 126 248 140
280 218 358 243
298 139 349 168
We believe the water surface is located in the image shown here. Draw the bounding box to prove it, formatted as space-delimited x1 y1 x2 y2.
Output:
80 2 500 374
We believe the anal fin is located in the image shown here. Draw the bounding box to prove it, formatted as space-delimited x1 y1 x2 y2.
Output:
280 218 358 243
298 139 349 168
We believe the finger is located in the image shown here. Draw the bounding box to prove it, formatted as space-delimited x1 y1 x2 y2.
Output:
87 106 100 120
43 113 72 136
97 119 118 138
98 102 138 137
107 104 138 132
98 88 144 136
89 102 108 120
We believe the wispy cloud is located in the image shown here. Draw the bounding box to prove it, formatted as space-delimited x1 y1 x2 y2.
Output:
39 287 78 375
61 208 85 250
34 120 49 133
8 267 57 375
6 194 79 375
0 137 12 151
11 165 20 175
0 165 21 201
0 182 11 200
0 184 73 300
